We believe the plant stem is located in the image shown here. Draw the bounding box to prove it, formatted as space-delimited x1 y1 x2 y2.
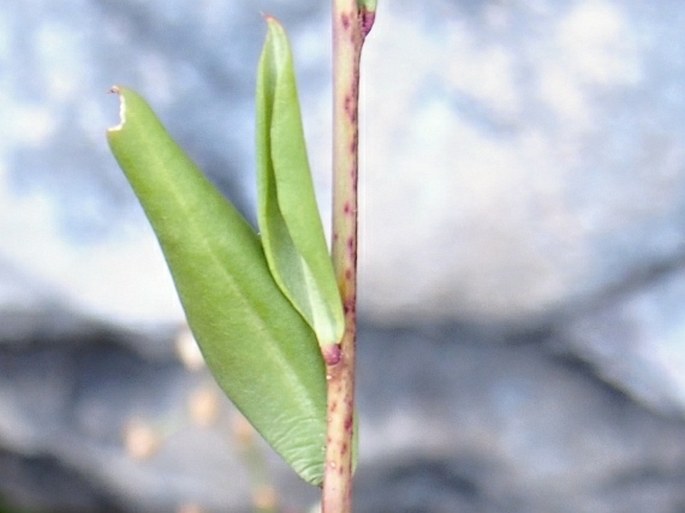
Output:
323 1 375 512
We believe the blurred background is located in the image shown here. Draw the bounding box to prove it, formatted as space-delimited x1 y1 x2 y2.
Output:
2 0 685 512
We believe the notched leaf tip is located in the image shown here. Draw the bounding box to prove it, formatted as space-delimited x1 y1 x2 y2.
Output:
107 85 126 132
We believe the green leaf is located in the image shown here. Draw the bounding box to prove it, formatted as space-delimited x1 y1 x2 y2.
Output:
107 86 327 486
256 17 345 350
358 0 377 12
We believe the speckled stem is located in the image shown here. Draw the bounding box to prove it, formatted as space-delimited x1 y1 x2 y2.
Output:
323 1 375 512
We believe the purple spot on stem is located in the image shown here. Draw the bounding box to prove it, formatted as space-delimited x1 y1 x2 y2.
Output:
343 299 355 315
344 414 354 432
344 94 356 124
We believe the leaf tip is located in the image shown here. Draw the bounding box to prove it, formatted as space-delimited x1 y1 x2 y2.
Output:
261 13 285 34
107 85 126 133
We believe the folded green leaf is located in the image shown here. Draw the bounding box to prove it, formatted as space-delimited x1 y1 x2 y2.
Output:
107 87 327 486
256 18 345 350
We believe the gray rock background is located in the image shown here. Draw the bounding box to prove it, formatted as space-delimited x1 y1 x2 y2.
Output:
2 0 685 512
